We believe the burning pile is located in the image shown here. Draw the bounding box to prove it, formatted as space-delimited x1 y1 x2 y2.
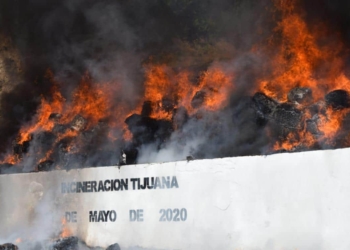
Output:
253 88 350 151
1 0 350 173
0 66 233 173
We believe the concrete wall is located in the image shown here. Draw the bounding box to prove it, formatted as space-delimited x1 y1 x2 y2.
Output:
1 148 350 249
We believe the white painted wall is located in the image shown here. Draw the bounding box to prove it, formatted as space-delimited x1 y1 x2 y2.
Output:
1 148 350 250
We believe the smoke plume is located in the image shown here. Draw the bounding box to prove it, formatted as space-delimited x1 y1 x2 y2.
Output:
0 0 350 171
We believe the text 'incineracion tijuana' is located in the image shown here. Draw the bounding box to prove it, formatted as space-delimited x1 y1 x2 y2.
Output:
61 176 179 193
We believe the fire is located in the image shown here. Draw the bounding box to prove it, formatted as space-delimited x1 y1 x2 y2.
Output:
2 0 350 168
259 0 350 151
0 154 18 165
142 64 233 120
18 72 64 145
0 61 234 168
122 127 133 141
59 74 111 126
18 72 111 142
317 108 345 141
194 67 234 111
0 72 121 167
60 218 72 238
260 0 343 102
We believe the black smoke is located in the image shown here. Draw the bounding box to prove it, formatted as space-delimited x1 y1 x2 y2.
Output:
1 0 350 170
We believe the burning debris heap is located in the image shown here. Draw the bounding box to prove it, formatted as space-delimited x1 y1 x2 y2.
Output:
253 88 350 151
1 0 350 173
1 83 350 174
0 66 235 173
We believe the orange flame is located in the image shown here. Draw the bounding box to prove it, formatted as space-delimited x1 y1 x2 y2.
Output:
259 0 350 150
60 218 72 238
3 0 350 166
141 64 234 120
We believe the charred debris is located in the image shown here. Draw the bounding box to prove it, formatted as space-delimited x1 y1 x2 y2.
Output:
252 87 350 151
0 92 180 173
0 237 121 250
